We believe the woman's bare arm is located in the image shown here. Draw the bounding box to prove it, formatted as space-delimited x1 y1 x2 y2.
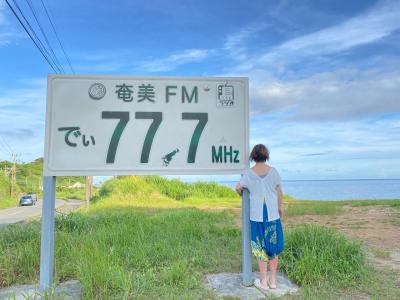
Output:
276 184 283 219
235 183 243 195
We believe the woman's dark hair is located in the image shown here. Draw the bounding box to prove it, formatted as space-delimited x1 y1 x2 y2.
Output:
250 144 270 162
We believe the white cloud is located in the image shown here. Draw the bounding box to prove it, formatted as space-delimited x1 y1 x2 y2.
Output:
0 80 46 161
235 0 400 71
73 48 214 73
136 49 213 72
217 1 400 179
0 2 11 46
223 23 268 61
247 65 400 120
249 115 400 179
0 1 7 25
215 2 400 121
0 1 25 46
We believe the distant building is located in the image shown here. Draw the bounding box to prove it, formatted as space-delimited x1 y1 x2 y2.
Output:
69 182 85 189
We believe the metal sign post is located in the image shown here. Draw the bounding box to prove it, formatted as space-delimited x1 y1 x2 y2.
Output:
39 176 56 290
241 188 252 286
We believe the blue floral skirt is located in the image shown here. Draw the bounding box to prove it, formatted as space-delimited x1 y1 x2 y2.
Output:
250 203 284 261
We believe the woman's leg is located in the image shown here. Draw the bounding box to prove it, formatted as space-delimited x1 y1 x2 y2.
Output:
269 256 278 287
258 259 268 288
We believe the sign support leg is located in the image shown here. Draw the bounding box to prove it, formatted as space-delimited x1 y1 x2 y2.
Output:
39 176 56 291
241 188 253 286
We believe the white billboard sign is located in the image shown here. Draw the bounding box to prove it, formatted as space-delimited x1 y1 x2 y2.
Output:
44 75 249 175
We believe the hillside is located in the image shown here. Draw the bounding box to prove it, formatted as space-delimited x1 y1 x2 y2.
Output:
0 173 10 199
95 175 240 208
0 158 87 206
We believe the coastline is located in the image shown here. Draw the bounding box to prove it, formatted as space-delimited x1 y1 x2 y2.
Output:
219 179 400 201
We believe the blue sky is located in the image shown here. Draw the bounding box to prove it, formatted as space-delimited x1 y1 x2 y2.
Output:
0 0 399 181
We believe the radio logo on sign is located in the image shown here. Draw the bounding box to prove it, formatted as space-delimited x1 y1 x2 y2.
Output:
217 84 235 107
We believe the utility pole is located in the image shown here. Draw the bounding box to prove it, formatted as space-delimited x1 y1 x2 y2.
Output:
0 136 17 197
85 176 93 209
3 166 10 177
10 153 17 197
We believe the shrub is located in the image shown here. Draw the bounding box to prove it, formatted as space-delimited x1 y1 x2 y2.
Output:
142 176 237 200
280 224 367 287
55 213 91 233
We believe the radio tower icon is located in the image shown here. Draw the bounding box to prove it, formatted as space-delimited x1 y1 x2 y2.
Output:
162 148 180 166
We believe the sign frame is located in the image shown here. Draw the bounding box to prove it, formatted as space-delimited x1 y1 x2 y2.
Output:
44 75 249 176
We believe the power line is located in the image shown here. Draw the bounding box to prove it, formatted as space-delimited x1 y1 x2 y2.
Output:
0 136 14 156
5 0 60 73
25 0 65 73
0 136 11 156
10 152 17 197
40 0 75 74
6 0 75 74
11 0 63 72
6 0 59 72
0 142 11 157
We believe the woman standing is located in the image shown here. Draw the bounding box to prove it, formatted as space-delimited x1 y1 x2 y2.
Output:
235 144 284 291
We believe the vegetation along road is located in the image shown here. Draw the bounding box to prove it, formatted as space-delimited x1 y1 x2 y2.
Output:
0 199 66 226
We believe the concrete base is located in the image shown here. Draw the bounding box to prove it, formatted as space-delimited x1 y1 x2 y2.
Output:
0 280 82 300
206 272 299 299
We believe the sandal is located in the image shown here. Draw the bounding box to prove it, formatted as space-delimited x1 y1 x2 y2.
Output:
267 277 277 289
254 279 269 294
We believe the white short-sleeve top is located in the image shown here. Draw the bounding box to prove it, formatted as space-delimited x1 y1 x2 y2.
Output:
239 167 282 222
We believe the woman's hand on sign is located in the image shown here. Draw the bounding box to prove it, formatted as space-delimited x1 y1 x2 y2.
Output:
235 183 243 195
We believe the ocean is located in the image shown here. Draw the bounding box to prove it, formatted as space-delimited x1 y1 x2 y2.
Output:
220 179 400 201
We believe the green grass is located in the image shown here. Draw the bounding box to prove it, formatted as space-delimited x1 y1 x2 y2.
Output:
0 208 241 298
1 176 398 299
0 210 377 299
56 187 98 201
280 224 368 286
0 197 18 209
56 189 85 200
285 200 343 216
0 173 18 209
284 198 400 217
344 199 400 207
143 175 238 201
96 176 241 209
281 264 400 300
0 173 11 198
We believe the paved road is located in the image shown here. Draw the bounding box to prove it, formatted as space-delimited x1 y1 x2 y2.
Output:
0 199 66 226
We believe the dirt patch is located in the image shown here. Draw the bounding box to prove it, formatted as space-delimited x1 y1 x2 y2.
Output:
287 206 399 249
226 205 400 271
